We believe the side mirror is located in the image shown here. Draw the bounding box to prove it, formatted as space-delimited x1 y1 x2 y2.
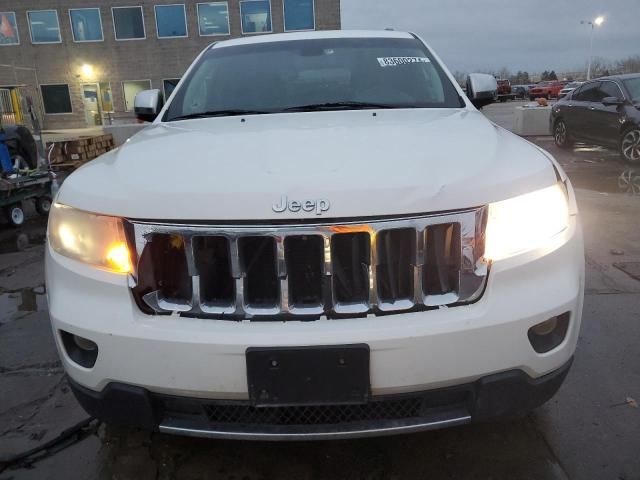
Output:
466 73 498 109
602 96 624 107
134 89 164 123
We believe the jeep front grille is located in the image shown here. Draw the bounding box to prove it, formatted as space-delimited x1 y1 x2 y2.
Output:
128 209 488 320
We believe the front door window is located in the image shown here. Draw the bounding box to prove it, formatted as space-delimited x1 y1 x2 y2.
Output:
82 84 101 126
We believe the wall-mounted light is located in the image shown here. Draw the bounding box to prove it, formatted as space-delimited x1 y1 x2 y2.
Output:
80 63 94 79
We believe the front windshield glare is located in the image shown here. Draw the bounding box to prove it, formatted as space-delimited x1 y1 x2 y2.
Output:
165 37 463 120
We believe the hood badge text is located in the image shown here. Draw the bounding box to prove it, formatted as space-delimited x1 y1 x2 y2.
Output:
272 196 330 216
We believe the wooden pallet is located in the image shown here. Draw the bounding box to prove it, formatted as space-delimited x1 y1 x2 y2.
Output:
46 134 115 166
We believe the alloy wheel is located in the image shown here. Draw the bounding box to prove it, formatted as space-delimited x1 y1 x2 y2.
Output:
618 169 640 195
621 129 640 163
554 121 567 147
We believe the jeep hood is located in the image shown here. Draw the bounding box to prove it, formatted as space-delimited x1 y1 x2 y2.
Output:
58 109 557 220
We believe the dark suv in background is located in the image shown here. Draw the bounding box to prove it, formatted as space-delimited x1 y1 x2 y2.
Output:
551 74 640 163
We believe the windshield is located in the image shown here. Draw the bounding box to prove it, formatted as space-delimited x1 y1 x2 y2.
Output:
165 37 463 121
623 77 640 100
566 82 580 88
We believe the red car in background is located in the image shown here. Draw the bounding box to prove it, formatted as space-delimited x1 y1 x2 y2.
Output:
495 79 516 101
529 81 569 100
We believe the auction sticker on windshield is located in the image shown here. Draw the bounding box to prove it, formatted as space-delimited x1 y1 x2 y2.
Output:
377 57 431 67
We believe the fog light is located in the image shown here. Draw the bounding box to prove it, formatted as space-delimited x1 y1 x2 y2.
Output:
531 317 558 336
60 330 98 368
527 313 570 353
74 335 98 351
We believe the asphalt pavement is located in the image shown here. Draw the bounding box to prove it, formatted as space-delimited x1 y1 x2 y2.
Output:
1 101 639 479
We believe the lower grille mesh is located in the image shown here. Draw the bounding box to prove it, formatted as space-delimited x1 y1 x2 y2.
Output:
203 398 424 426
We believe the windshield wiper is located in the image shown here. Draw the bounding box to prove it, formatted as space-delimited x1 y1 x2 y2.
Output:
168 109 271 121
281 101 405 112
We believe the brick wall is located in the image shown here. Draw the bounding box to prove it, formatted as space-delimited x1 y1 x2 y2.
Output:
0 0 341 129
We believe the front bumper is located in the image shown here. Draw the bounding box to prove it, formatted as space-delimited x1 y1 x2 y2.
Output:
47 214 583 437
68 357 572 440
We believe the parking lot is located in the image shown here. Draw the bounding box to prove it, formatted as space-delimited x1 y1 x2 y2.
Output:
1 101 639 480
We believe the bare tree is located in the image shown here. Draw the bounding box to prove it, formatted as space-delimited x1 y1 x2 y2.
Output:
588 57 612 78
509 71 531 84
452 70 468 87
615 56 640 74
497 67 511 80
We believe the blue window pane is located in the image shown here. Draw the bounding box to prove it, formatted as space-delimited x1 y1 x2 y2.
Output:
70 9 103 42
240 1 271 33
28 10 61 43
284 0 314 31
113 7 145 40
198 3 229 36
155 4 187 38
0 12 20 45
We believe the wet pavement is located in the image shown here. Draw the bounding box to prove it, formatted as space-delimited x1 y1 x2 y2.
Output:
1 104 639 479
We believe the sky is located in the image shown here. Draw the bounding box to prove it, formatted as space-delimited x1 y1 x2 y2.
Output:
340 0 640 75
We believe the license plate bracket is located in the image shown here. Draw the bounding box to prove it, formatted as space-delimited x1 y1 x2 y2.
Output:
246 344 370 407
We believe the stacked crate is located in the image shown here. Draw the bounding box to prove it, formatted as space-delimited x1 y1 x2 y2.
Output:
46 134 115 169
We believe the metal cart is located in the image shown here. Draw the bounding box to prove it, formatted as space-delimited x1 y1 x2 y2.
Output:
0 120 57 227
0 173 53 227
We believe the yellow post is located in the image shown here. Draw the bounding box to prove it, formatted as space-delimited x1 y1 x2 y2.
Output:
10 88 23 124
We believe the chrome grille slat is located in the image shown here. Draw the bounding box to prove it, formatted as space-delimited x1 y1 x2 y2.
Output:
368 232 378 309
412 229 425 305
275 237 287 278
130 208 489 320
142 290 192 313
183 237 201 312
229 237 242 279
233 278 245 316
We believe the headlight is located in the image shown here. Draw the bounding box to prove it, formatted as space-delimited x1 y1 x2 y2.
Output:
485 183 569 260
48 203 132 273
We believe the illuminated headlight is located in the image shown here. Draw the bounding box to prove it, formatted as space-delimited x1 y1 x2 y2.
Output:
48 203 132 273
485 183 569 260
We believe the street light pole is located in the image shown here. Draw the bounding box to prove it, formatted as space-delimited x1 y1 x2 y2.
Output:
581 16 604 81
587 22 594 80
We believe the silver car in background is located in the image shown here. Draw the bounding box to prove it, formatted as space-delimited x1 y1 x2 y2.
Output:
558 82 583 99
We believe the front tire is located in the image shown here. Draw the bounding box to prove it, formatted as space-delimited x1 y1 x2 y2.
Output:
554 119 573 149
620 127 640 164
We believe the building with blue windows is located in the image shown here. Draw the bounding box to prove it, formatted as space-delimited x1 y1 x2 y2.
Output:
0 0 341 129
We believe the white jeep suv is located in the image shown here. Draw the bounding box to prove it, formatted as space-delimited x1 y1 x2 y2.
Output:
46 30 584 440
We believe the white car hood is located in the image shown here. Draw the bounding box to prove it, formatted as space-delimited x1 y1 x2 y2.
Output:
58 109 557 220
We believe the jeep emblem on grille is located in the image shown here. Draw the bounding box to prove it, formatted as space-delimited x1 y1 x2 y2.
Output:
272 196 330 215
